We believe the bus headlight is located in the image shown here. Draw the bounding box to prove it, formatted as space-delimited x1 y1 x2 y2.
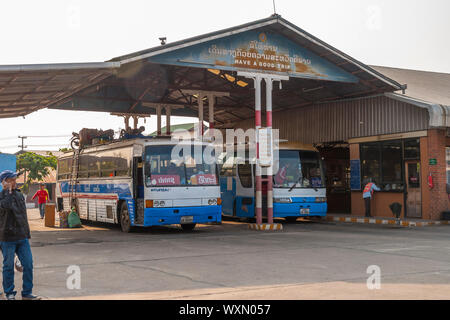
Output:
208 199 218 206
315 197 327 203
274 198 292 203
154 200 166 207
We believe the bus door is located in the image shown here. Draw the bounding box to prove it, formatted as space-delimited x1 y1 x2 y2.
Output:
133 156 145 224
219 157 237 216
235 163 255 218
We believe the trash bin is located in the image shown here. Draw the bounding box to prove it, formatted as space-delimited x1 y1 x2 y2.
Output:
44 204 56 227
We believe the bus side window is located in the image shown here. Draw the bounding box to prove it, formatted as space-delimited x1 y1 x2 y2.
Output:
238 163 252 188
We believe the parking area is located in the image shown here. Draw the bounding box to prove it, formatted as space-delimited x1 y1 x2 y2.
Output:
4 209 450 300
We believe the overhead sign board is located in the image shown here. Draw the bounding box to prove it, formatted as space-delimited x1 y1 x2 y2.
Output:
148 30 359 83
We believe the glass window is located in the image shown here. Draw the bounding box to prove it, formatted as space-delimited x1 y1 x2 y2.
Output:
87 155 100 177
78 155 89 178
57 158 72 180
381 140 403 185
238 163 253 188
360 139 408 192
145 145 218 187
219 155 236 177
446 147 450 188
407 162 420 188
360 143 381 185
274 150 324 188
404 139 420 160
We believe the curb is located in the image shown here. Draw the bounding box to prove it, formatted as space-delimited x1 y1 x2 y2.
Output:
324 216 450 227
248 223 283 231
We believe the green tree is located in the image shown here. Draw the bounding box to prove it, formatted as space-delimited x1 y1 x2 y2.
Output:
16 152 57 193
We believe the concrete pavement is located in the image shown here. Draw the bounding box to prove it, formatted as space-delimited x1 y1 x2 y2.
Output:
3 209 450 300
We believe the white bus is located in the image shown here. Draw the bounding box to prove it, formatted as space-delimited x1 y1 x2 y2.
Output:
56 138 222 232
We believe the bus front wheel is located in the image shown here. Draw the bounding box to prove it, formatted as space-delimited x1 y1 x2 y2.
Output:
120 202 133 233
181 223 196 232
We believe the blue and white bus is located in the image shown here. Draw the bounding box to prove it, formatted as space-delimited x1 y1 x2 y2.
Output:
219 142 327 222
56 138 222 232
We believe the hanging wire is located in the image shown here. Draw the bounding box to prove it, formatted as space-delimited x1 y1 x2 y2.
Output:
0 136 18 141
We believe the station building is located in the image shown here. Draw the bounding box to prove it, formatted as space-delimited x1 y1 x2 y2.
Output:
235 66 450 220
0 14 448 220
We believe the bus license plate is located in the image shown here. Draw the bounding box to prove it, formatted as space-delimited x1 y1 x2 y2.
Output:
300 209 310 215
181 216 194 224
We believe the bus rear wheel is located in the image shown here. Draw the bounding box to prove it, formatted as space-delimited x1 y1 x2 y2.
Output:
285 216 298 223
181 223 196 232
120 202 133 233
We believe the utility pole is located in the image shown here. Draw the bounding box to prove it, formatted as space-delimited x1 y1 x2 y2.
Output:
18 136 27 152
18 136 28 185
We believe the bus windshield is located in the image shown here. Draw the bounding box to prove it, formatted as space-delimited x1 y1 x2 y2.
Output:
274 150 324 188
145 145 218 187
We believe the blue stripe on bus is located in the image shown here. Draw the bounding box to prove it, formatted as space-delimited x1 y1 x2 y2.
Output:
231 196 327 218
59 182 132 198
143 206 222 227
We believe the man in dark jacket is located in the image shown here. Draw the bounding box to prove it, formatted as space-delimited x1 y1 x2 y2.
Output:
0 170 41 300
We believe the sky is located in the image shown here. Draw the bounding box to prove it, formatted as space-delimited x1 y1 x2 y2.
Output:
0 0 449 153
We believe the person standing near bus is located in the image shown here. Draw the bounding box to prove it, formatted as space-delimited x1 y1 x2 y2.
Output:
363 180 380 218
0 170 41 300
32 184 49 219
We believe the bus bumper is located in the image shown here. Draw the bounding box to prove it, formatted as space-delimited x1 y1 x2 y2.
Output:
143 205 222 227
273 202 327 218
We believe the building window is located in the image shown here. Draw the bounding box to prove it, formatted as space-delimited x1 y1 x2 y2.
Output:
360 142 380 185
381 140 403 187
360 139 417 192
446 147 450 188
404 139 420 160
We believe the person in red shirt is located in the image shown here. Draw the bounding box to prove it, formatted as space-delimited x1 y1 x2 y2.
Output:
32 184 49 219
275 163 290 186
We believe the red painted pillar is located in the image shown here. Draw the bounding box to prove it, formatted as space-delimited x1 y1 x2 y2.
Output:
254 76 263 225
265 78 274 225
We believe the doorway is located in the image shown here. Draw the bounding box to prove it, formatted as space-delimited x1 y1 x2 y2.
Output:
319 145 351 213
405 161 422 218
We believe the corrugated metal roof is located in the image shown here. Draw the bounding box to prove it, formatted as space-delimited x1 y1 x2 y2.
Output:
232 95 430 144
371 65 450 107
0 62 119 119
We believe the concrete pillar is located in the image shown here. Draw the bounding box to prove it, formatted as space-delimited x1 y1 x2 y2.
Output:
198 95 204 138
208 94 215 131
156 106 162 136
166 106 171 136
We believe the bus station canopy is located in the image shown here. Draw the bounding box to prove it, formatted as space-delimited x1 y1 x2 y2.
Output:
0 62 119 119
0 15 405 126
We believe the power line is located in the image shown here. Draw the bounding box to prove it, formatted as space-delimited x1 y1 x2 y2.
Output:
26 144 70 147
26 135 71 138
0 136 18 141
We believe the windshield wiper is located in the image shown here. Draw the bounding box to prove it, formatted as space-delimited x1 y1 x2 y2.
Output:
289 176 303 192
